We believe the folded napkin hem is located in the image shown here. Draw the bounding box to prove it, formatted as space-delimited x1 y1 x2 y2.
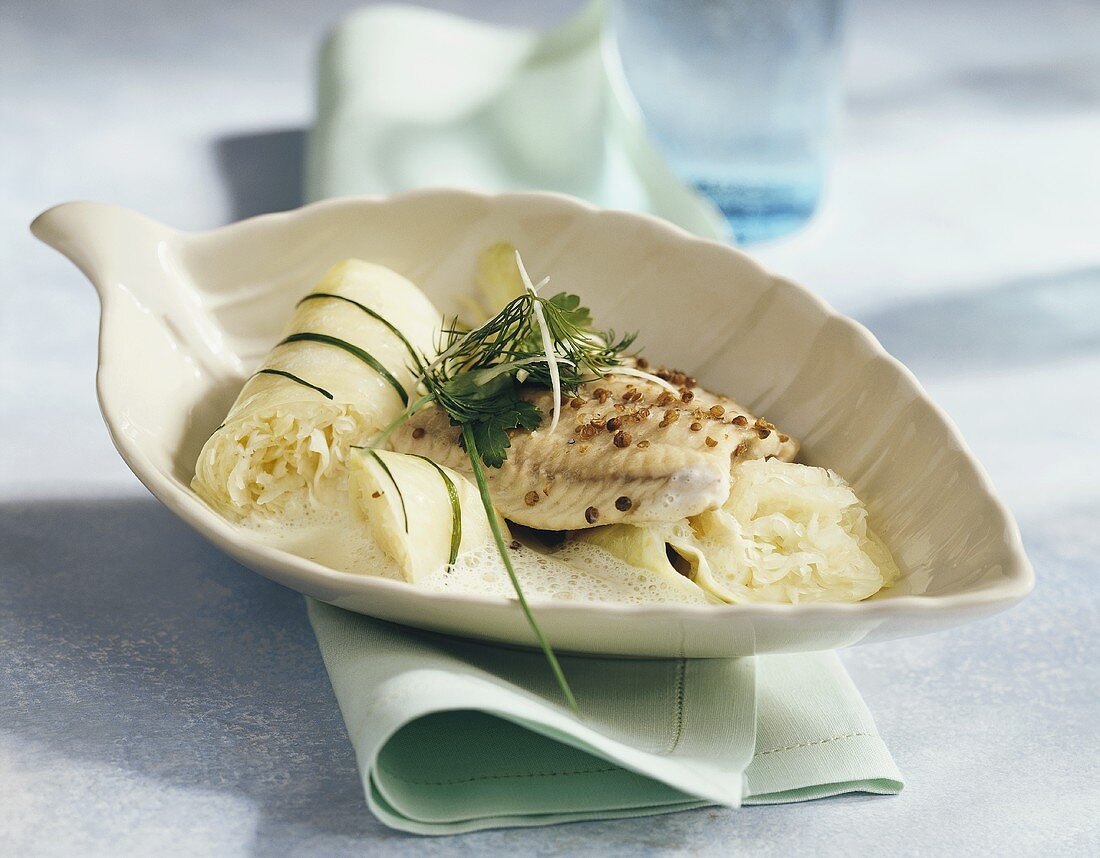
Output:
368 775 710 836
743 732 903 803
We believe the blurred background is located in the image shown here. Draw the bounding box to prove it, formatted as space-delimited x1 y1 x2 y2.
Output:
5 0 1098 510
2 0 1098 853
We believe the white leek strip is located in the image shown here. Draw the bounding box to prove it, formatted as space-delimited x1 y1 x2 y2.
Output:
515 251 562 434
349 448 505 585
606 365 681 395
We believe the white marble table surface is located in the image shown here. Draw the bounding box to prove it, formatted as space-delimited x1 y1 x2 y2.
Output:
2 0 1098 854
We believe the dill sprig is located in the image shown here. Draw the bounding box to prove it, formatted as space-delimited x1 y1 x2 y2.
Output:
410 284 635 468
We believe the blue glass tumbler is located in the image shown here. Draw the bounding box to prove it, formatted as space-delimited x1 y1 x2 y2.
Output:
610 0 846 244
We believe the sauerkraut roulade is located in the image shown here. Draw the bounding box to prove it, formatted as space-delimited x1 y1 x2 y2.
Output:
193 260 441 519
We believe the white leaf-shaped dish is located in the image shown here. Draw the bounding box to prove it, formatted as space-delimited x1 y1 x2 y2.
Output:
31 190 1033 657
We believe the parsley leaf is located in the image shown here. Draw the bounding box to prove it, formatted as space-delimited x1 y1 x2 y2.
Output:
466 398 542 468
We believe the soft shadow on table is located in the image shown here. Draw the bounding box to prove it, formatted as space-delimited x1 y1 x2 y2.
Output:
0 497 392 848
848 58 1100 114
859 265 1100 376
214 129 307 221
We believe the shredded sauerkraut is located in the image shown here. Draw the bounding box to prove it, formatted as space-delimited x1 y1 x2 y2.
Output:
685 458 899 603
193 403 373 519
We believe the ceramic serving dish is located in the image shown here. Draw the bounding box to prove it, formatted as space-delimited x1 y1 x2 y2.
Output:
31 190 1033 657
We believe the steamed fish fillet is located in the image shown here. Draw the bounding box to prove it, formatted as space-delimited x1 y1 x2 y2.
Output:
389 371 798 530
193 260 441 518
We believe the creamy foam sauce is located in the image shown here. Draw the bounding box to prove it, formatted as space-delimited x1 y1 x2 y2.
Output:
242 505 405 582
240 503 710 604
425 541 711 605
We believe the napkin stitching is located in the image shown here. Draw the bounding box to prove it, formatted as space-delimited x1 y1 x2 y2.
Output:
376 764 620 786
754 732 877 757
656 658 687 756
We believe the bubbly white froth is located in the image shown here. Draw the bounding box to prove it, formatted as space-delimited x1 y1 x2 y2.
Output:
422 541 711 605
241 504 404 581
241 507 710 604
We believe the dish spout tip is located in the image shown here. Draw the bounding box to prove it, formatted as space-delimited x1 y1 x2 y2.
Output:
30 201 174 284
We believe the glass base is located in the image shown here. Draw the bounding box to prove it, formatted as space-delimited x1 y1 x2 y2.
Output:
692 179 821 245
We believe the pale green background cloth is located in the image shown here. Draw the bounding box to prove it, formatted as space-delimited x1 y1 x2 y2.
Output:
304 1 902 834
306 0 729 239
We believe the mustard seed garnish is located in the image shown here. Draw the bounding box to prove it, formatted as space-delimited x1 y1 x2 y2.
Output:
615 496 632 511
685 376 697 388
570 397 585 409
680 389 694 403
709 404 725 418
779 433 790 443
524 491 540 506
636 439 651 449
371 491 383 498
669 371 686 386
637 407 650 419
613 431 632 447
689 421 703 432
411 427 426 439
584 506 600 523
757 427 771 439
655 391 675 407
705 435 718 447
734 442 749 457
732 415 748 427
509 540 522 550
606 416 622 431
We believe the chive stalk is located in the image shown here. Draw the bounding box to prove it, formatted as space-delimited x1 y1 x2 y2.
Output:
462 423 577 713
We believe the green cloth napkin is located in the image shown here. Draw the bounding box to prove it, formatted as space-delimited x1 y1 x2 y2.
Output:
309 601 901 834
303 1 903 834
